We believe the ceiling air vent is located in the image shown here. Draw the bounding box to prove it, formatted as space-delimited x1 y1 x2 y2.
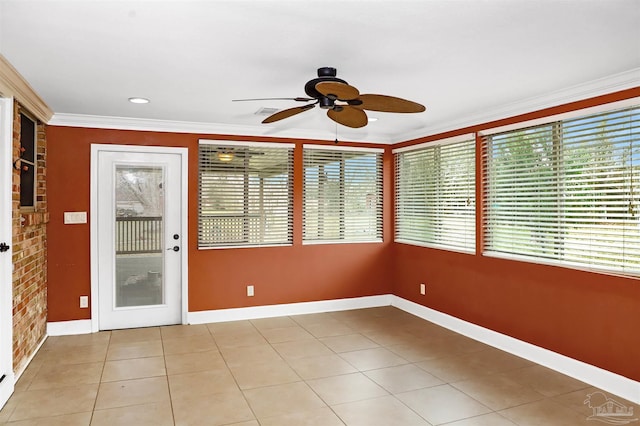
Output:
255 107 279 116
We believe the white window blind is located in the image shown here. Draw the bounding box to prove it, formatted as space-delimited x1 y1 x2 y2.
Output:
303 146 383 243
198 142 294 248
394 137 476 252
483 105 640 275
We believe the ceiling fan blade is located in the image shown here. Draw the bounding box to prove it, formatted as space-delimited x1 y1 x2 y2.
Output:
315 82 360 101
262 104 315 124
233 97 314 102
327 106 368 128
351 94 425 113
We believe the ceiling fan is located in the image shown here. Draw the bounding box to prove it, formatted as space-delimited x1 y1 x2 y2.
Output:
234 67 426 128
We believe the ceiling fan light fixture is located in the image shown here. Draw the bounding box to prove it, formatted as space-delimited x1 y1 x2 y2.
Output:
217 152 234 162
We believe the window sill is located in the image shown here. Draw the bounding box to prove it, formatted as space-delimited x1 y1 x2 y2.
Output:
198 243 293 250
302 239 383 246
394 239 475 255
483 250 640 279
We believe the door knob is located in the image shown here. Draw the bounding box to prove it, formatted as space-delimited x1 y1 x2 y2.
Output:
167 246 180 252
0 242 9 253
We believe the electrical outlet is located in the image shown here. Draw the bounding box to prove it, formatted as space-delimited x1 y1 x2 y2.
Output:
247 285 254 297
420 283 426 295
79 295 89 308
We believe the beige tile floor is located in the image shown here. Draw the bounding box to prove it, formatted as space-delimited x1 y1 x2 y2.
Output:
0 307 637 425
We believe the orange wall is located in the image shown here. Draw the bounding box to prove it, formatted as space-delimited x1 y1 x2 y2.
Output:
46 88 640 382
46 128 393 321
392 88 640 381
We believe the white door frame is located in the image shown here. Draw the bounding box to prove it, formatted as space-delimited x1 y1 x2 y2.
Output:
90 144 188 332
0 97 15 409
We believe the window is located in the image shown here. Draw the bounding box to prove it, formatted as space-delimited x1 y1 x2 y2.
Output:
483 104 640 275
198 141 294 248
394 135 476 252
19 113 36 209
303 145 383 243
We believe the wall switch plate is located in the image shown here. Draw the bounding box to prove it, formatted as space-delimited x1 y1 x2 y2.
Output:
79 295 89 308
64 211 87 224
247 285 254 297
420 283 426 295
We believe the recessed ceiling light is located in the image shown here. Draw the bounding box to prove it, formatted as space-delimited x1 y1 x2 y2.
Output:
128 97 150 104
368 117 378 122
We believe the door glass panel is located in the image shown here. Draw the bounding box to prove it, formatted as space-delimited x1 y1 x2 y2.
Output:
114 166 164 307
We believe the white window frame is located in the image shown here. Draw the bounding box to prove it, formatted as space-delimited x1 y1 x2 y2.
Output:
303 144 384 245
198 140 295 249
480 97 640 276
393 133 476 254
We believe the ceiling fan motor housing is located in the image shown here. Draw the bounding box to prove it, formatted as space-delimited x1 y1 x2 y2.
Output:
304 67 347 101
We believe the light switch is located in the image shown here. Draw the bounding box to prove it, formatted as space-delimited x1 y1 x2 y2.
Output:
64 211 87 224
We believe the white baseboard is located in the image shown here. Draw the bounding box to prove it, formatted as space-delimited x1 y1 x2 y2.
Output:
391 296 640 405
187 295 393 324
43 294 639 404
47 319 93 336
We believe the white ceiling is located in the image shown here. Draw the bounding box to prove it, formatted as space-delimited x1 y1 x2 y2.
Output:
1 0 639 144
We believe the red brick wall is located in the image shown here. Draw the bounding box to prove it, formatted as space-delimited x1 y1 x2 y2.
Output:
11 100 48 374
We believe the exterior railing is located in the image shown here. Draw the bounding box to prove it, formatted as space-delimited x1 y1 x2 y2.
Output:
199 214 262 245
116 216 163 254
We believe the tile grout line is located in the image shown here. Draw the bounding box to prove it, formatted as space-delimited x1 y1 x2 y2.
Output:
159 328 178 426
89 330 113 424
3 308 635 425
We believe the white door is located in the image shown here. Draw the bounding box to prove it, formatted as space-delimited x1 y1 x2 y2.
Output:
95 148 184 330
0 97 14 409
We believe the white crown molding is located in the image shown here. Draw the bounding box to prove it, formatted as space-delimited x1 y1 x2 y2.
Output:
47 70 638 145
396 68 640 143
48 113 394 144
480 96 640 137
0 54 53 122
